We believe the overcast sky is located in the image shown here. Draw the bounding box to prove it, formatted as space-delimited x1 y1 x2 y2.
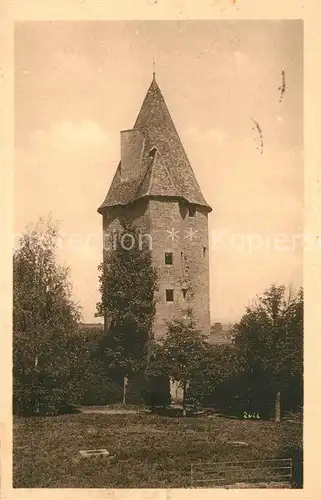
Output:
14 20 303 323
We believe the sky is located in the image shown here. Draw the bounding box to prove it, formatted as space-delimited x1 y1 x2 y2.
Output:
14 20 303 323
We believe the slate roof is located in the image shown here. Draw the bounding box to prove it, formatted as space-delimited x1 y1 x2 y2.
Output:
98 75 212 213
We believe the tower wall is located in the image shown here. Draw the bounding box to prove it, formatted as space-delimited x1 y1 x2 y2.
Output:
149 198 210 340
102 199 150 257
101 197 210 340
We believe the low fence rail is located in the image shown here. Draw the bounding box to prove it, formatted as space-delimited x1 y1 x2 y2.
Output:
190 458 292 487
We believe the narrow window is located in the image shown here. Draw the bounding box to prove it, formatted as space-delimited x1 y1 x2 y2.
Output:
182 288 188 300
181 251 187 263
203 246 207 257
165 252 173 265
166 289 174 302
189 204 196 217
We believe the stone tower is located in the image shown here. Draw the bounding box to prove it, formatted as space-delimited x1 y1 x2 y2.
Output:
98 74 212 339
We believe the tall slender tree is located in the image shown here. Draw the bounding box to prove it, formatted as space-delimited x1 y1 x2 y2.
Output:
13 217 81 415
148 309 207 415
96 221 158 402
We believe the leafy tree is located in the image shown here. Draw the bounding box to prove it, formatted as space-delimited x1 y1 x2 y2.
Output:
96 221 158 402
148 309 207 414
13 217 81 415
187 343 239 409
67 327 123 406
233 284 303 419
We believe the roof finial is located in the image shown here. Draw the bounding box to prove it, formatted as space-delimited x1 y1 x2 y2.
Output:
152 60 156 80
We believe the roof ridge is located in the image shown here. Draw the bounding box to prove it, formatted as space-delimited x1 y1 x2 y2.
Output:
133 79 156 129
156 94 208 202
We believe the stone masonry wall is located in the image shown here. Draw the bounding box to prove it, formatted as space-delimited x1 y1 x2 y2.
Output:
149 198 210 340
102 197 210 340
102 199 151 257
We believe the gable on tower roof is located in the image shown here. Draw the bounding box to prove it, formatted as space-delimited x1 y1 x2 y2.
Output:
98 75 212 214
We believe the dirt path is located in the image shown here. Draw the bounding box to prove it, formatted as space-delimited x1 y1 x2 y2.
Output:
75 405 143 415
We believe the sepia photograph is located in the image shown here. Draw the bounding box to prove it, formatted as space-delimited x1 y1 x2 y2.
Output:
12 19 303 489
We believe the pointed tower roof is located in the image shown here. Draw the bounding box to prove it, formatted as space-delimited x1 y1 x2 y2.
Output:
98 75 212 213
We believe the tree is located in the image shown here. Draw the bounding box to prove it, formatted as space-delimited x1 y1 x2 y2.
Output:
96 221 158 403
233 284 303 419
149 309 207 415
13 217 81 415
187 343 239 410
67 327 123 406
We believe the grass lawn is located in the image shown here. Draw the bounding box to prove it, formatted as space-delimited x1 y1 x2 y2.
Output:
13 413 302 488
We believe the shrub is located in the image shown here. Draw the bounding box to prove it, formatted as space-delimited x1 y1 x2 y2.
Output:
143 375 171 408
13 329 77 416
67 328 124 406
80 377 123 406
13 370 71 416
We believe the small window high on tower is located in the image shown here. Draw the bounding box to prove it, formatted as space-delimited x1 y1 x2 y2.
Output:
165 252 173 265
166 289 174 302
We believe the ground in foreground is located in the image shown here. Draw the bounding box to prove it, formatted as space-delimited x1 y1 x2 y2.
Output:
13 413 302 488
